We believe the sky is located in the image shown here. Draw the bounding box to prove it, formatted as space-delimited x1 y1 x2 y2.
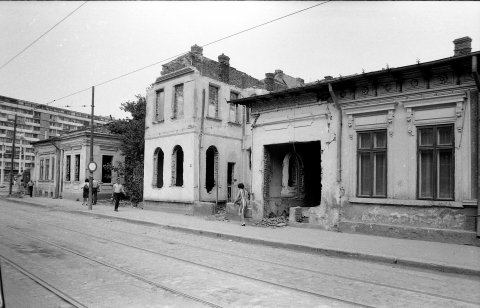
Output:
1 1 479 119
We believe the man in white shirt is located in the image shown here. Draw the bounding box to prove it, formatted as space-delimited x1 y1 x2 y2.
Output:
112 178 125 212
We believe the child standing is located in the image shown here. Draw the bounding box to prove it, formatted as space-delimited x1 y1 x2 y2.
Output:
234 183 249 226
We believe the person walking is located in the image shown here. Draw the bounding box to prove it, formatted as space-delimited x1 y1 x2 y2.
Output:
233 183 249 226
92 179 99 205
82 179 89 205
112 178 126 212
27 180 34 197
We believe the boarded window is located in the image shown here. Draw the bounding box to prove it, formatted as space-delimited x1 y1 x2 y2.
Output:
418 125 454 200
102 155 113 183
65 155 71 181
155 89 165 121
172 84 184 119
172 145 184 186
153 148 164 188
357 130 387 197
208 85 219 118
206 146 218 193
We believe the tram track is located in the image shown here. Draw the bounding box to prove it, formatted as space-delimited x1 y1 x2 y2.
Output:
2 224 365 307
13 216 480 306
1 208 479 307
0 254 86 308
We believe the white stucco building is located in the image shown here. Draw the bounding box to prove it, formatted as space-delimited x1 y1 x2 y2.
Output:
143 45 302 214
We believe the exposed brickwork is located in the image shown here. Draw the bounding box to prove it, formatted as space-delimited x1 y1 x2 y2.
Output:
453 36 472 56
160 47 264 90
262 146 271 217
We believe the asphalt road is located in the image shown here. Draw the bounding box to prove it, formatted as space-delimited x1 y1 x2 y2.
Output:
0 199 479 308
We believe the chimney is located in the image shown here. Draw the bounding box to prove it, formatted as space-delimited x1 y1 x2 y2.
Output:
218 53 230 83
453 37 472 56
191 44 203 56
274 69 283 76
265 73 275 91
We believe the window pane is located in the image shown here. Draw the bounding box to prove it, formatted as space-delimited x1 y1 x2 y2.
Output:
437 150 453 199
358 133 371 149
358 153 371 196
419 128 434 146
374 131 387 148
419 150 434 198
373 152 386 196
437 126 453 146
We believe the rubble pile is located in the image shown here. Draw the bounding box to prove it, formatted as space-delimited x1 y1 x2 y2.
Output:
255 216 288 228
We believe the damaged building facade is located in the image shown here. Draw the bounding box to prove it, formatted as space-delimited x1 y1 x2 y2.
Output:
233 37 479 244
143 45 302 214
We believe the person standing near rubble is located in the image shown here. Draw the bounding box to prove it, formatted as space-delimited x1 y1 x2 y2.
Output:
234 183 249 226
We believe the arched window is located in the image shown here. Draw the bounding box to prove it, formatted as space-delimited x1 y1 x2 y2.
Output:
153 148 164 188
206 146 218 193
281 152 304 197
172 145 184 186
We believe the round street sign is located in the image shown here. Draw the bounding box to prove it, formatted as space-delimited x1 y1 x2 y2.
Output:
88 162 97 172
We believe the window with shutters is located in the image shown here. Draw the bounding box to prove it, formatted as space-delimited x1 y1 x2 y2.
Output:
229 92 240 123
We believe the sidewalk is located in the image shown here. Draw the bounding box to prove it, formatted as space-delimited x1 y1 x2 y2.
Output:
3 195 480 276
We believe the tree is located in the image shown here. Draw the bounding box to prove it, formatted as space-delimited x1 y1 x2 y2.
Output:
106 95 146 205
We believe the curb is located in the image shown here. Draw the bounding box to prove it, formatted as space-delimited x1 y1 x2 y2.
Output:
4 197 480 277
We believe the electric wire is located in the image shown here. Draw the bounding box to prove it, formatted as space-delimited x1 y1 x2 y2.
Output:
0 1 88 72
45 1 331 107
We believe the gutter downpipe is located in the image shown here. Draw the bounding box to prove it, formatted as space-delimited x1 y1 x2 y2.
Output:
198 89 206 206
472 55 480 237
328 83 342 183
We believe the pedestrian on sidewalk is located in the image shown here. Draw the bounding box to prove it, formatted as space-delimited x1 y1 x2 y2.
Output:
233 183 249 226
112 178 125 212
92 179 99 205
82 179 89 205
27 180 34 197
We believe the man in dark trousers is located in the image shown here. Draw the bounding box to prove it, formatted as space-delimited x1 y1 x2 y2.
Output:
92 179 100 205
27 180 34 197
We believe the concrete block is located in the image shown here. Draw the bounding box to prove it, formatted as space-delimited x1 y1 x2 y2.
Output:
193 202 215 216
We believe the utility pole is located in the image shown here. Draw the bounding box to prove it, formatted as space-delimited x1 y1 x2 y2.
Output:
8 114 17 195
88 86 95 210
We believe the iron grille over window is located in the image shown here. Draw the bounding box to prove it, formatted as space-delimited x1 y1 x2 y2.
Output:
357 130 387 197
417 125 454 200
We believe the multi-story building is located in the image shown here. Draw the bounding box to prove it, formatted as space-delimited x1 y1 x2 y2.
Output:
0 95 110 184
143 44 303 214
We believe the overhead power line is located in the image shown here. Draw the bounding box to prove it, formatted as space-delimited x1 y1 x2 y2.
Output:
0 1 88 72
46 1 331 106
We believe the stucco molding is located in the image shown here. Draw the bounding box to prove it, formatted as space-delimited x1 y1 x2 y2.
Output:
402 91 466 136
